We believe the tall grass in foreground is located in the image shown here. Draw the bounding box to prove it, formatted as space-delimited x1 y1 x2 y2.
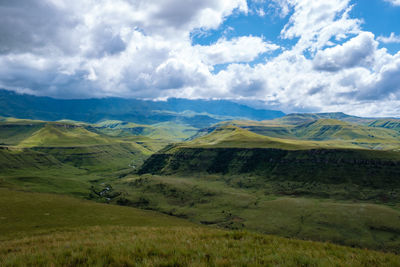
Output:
1 226 399 266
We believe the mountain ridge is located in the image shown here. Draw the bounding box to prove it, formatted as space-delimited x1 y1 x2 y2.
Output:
0 89 284 127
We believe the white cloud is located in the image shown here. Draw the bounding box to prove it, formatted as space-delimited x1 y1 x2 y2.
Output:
0 0 248 99
0 0 400 117
280 0 361 52
196 36 280 65
270 0 291 17
377 32 400 44
313 32 378 72
384 0 400 6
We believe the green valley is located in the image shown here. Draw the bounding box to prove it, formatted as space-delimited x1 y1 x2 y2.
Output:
1 113 400 265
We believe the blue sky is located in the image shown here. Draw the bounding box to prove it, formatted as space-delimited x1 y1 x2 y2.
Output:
351 0 400 53
193 0 400 56
0 0 400 116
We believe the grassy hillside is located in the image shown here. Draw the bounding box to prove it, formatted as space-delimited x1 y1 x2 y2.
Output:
134 125 400 251
94 120 199 141
0 120 158 197
369 119 400 132
19 124 111 147
292 119 400 149
139 147 400 188
110 174 400 252
207 119 400 150
0 122 45 146
0 147 61 170
180 126 364 150
2 115 400 263
0 147 118 197
294 119 398 139
274 112 374 126
202 120 295 139
3 227 400 266
0 188 191 238
138 127 400 195
1 188 400 266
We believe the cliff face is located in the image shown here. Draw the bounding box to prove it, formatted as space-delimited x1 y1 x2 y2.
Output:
138 148 400 188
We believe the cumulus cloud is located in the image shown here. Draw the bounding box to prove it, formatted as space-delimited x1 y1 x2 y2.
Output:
313 32 378 72
280 0 361 52
196 36 279 65
351 54 400 100
0 0 248 98
0 0 399 117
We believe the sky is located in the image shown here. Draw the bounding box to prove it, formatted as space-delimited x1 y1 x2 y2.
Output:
0 0 400 116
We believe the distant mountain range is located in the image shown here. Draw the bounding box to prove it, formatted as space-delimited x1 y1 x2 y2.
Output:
0 89 285 127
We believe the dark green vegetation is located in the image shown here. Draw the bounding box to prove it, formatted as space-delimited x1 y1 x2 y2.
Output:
1 189 400 266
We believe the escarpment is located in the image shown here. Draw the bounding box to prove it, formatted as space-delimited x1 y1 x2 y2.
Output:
138 147 400 188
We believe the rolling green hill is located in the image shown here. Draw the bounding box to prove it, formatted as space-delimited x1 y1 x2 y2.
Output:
0 121 46 146
209 118 400 150
180 126 363 150
206 120 296 139
139 126 400 188
291 119 400 149
2 115 400 262
95 120 198 141
274 112 373 126
293 119 398 139
134 125 400 251
369 119 400 132
0 119 158 196
19 124 111 147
